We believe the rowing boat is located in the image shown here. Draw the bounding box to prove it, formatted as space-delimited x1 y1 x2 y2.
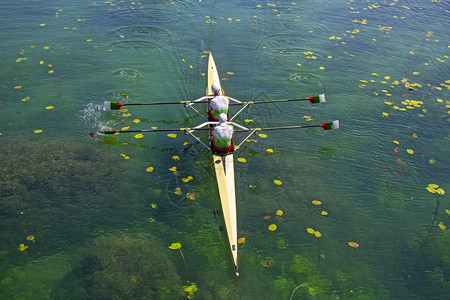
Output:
100 53 339 277
206 53 239 276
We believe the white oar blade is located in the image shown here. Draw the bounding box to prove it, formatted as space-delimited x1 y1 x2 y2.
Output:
319 94 326 103
103 101 111 111
332 120 339 130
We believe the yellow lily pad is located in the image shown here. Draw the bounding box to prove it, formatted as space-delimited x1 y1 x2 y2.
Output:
169 242 181 250
348 242 359 248
18 244 28 251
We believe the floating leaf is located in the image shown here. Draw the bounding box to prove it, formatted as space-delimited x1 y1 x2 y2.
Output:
307 228 315 234
187 193 196 200
169 166 177 172
172 155 180 160
249 185 256 189
274 180 282 185
314 231 322 238
169 242 181 250
438 222 446 230
182 176 193 183
167 133 177 138
268 224 277 231
446 209 450 216
428 184 439 189
133 119 140 123
406 149 414 154
151 204 157 209
34 129 43 134
436 188 445 195
276 210 283 216
18 244 28 251
312 200 322 205
429 159 435 164
426 186 436 193
321 211 328 216
14 86 22 89
348 242 359 248
27 235 35 241
146 167 154 173
264 215 271 220
45 106 54 109
135 133 143 139
175 187 181 195
266 148 273 154
393 140 399 144
237 157 247 163
238 237 246 244
258 133 267 138
131 276 137 283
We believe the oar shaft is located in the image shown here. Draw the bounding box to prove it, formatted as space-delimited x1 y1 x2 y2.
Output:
235 124 320 132
230 98 308 105
229 94 326 105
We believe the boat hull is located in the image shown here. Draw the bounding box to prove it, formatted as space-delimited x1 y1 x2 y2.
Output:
207 53 239 276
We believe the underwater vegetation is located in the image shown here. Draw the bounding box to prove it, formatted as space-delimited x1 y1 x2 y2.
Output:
84 233 183 299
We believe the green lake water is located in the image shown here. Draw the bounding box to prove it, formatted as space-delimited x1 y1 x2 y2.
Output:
1 0 449 299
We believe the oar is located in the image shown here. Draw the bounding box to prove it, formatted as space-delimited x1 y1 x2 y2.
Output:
103 94 326 110
236 120 339 132
99 120 339 135
230 94 326 105
103 100 209 111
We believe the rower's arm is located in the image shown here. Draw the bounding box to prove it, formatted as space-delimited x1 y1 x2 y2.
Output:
229 122 249 131
227 96 243 104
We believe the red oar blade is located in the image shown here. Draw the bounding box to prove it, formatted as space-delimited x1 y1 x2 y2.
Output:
308 94 326 104
319 120 339 130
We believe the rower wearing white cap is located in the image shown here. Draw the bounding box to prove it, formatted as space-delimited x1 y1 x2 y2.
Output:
211 82 221 96
212 113 234 152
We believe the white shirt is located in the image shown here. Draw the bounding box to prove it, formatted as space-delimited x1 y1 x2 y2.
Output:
210 96 229 112
214 124 234 139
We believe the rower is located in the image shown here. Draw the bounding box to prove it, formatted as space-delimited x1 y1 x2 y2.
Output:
209 95 230 122
212 113 234 152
